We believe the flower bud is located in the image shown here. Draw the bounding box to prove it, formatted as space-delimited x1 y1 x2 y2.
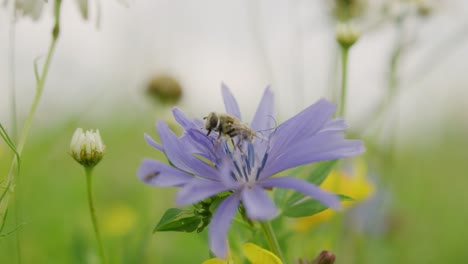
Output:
417 1 432 17
146 75 183 105
70 128 105 168
331 0 367 22
312 250 336 264
336 23 360 49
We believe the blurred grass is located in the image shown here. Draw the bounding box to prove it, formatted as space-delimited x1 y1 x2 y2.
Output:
0 113 467 263
0 112 209 264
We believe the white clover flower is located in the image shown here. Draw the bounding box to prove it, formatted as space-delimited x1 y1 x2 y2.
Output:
336 23 360 49
70 128 105 168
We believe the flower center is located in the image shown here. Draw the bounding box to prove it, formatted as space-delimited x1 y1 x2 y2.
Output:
220 142 269 184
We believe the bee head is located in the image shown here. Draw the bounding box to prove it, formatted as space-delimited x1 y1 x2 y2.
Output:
204 112 219 130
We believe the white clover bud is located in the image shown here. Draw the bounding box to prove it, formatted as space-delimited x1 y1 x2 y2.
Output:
70 128 105 168
336 23 360 49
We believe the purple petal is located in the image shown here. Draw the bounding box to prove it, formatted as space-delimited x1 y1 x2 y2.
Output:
250 86 275 137
241 185 278 220
218 159 242 186
320 118 348 133
209 193 241 258
263 131 364 177
185 129 217 159
194 118 205 128
260 177 341 210
137 159 193 187
269 99 336 160
157 120 218 180
178 132 215 162
176 179 233 206
221 83 242 120
144 133 163 151
172 107 198 130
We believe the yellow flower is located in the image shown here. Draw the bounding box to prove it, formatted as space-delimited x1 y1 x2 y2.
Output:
295 159 374 231
202 243 282 264
202 259 233 264
101 204 137 237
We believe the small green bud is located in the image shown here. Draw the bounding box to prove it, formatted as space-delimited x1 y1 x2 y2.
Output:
332 0 367 22
336 23 360 49
417 1 432 17
146 75 183 105
70 128 105 168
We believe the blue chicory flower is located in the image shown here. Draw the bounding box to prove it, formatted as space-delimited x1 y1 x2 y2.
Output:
138 84 364 258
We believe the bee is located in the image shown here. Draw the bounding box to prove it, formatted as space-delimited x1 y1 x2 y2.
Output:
203 112 256 150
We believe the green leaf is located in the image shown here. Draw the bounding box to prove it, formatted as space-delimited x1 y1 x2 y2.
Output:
0 123 20 164
282 194 353 218
153 208 197 233
0 209 8 233
305 160 338 185
155 215 202 233
285 160 337 207
273 188 288 208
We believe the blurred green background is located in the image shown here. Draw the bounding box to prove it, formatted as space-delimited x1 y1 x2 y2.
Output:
1 111 467 263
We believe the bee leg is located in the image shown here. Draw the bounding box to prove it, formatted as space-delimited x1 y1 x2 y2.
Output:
231 138 236 150
217 132 222 140
206 130 212 136
237 139 245 154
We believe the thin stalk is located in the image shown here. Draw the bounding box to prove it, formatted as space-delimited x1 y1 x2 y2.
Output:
327 46 340 104
338 46 349 117
17 30 59 154
85 167 106 264
9 3 18 141
4 0 62 185
331 45 351 250
1 2 62 261
259 221 285 263
7 3 21 262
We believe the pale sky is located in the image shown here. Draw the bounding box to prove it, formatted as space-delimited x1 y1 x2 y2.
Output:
0 0 467 142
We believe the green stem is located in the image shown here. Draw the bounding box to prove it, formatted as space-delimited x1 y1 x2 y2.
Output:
1 2 62 262
85 167 106 264
1 0 61 205
338 46 349 117
259 221 285 263
331 45 351 251
9 5 18 142
17 27 59 154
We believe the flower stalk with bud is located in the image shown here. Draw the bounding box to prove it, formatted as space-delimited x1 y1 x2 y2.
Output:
336 23 360 117
70 128 106 264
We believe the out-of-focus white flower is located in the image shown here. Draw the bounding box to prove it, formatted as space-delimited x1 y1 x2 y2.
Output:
14 0 45 20
70 128 105 168
11 0 91 21
336 23 360 48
